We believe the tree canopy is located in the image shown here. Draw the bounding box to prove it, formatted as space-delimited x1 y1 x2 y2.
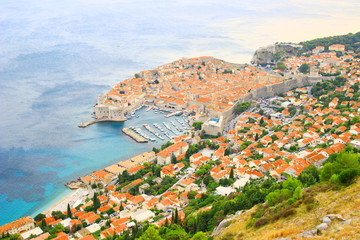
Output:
234 102 251 114
298 63 310 74
299 32 360 53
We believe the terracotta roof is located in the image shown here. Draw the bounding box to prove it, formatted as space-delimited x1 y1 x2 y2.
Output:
0 217 34 234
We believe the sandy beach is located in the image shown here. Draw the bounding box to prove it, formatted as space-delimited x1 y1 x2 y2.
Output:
43 188 90 216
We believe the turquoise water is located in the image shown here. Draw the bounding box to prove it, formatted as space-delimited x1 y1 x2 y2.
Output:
0 105 186 224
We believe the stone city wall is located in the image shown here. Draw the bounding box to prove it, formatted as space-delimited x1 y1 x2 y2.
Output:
203 75 335 134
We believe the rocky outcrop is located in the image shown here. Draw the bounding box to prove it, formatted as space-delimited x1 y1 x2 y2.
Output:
251 44 277 66
296 214 348 238
212 210 247 237
251 43 302 66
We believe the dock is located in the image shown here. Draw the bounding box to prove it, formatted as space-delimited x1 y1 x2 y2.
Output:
165 111 183 118
122 128 148 143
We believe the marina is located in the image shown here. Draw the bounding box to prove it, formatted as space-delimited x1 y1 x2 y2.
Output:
119 107 191 143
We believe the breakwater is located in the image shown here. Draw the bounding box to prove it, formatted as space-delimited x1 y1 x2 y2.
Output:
78 118 127 128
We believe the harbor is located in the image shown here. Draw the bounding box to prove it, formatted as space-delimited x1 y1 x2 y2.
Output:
121 107 191 143
79 103 192 143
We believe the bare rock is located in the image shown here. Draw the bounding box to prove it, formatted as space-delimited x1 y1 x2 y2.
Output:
212 218 233 236
341 219 352 225
321 216 331 224
297 229 317 238
316 223 329 231
326 214 345 221
235 210 243 216
336 227 344 232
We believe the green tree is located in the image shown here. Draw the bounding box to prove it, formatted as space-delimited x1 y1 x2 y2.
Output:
298 165 319 187
162 224 188 240
192 231 209 240
293 186 302 200
49 224 65 235
320 151 360 183
233 102 251 114
51 211 66 220
266 189 292 206
139 226 163 240
192 122 204 130
41 219 47 228
174 208 179 225
93 193 101 211
274 61 287 71
34 213 46 222
274 50 286 61
282 177 302 191
187 191 197 200
338 168 359 185
171 154 177 164
229 168 234 179
185 215 197 235
67 204 72 218
299 63 310 74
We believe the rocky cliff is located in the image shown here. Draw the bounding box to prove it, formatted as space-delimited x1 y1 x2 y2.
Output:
251 43 302 66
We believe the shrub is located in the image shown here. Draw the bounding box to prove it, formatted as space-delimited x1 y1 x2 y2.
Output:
254 217 270 228
279 208 296 218
302 194 315 205
338 168 359 185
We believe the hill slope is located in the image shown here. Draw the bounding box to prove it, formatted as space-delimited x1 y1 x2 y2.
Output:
299 32 360 53
215 179 360 240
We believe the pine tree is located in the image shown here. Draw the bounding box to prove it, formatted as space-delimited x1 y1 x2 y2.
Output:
93 192 100 211
174 208 179 224
41 219 46 228
171 154 177 164
67 204 72 218
120 202 124 211
260 117 264 125
255 133 259 141
229 168 234 179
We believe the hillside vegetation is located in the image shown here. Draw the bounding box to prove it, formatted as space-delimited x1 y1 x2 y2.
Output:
299 32 360 53
215 177 360 240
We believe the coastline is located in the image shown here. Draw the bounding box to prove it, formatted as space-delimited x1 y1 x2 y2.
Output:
30 188 71 218
40 188 90 216
42 191 73 216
